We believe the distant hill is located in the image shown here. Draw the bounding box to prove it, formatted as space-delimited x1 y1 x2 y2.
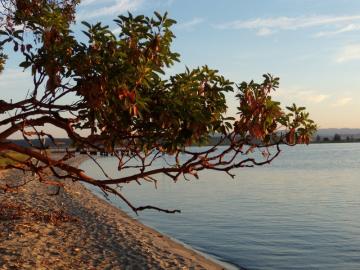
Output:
315 128 360 137
10 138 73 148
313 128 360 142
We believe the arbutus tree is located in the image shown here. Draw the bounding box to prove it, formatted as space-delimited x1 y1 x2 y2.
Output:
0 0 316 213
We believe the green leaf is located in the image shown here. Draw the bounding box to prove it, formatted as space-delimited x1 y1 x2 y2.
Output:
82 21 91 28
154 11 162 22
19 61 32 69
0 38 12 46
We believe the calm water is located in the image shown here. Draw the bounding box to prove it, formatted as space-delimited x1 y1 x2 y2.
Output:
80 143 360 270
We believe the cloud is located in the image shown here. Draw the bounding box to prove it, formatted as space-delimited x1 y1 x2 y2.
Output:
256 28 275 36
216 15 360 35
78 0 143 20
332 97 352 107
296 91 329 103
176 18 204 31
305 94 329 103
315 23 360 37
336 44 360 62
275 88 329 104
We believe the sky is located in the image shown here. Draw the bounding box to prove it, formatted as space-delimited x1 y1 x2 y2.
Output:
2 0 360 131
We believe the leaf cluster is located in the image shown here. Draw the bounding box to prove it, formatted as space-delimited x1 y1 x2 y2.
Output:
235 74 316 145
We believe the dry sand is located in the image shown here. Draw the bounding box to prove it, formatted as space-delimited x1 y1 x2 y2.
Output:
0 155 236 270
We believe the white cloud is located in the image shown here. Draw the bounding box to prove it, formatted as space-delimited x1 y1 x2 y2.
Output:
275 88 329 104
296 91 329 103
256 28 275 36
176 18 204 31
305 94 329 103
332 97 352 107
336 44 360 62
78 0 143 20
315 23 360 37
216 14 360 34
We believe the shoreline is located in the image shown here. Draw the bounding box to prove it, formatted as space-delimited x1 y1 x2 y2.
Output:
0 154 241 269
78 155 241 270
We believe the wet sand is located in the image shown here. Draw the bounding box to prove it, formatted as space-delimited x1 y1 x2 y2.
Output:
0 155 234 270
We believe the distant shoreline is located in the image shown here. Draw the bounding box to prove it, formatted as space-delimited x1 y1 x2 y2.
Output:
310 140 360 144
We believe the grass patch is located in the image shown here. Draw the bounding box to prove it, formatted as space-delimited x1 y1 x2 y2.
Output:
0 151 29 168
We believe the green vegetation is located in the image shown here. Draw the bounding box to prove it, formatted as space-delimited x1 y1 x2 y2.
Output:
0 151 29 169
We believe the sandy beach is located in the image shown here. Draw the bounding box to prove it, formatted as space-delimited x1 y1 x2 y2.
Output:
0 155 233 270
